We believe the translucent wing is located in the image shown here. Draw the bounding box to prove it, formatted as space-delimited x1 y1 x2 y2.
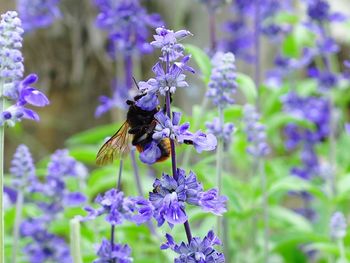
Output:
96 122 131 165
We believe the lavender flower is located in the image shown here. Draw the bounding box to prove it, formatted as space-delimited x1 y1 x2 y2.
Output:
16 0 61 32
94 0 163 56
345 123 350 134
0 11 24 96
149 169 227 227
243 104 270 157
0 11 49 126
161 230 225 262
206 118 234 149
330 212 347 240
10 144 35 189
207 52 237 108
94 239 132 263
84 188 153 225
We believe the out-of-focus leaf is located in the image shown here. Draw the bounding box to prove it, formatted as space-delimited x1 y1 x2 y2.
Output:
269 206 313 232
236 72 257 103
69 145 98 164
282 33 300 57
66 123 121 146
266 112 316 134
274 12 299 24
184 44 212 84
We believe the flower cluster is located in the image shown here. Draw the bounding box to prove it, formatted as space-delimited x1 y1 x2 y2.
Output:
84 188 152 225
134 27 217 165
221 0 290 62
16 0 61 32
94 0 163 56
15 149 87 262
149 169 227 227
161 230 225 262
206 117 234 150
207 52 237 108
243 104 270 157
94 239 132 263
0 11 49 126
10 144 35 189
330 211 347 240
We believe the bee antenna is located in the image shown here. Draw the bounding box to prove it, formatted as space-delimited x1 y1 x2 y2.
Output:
132 77 140 90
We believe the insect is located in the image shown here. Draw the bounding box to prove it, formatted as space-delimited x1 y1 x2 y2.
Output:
96 94 171 166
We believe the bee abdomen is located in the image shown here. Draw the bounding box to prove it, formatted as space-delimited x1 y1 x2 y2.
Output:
156 138 171 162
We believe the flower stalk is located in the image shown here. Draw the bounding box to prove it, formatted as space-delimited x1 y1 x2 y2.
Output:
0 80 4 263
12 190 24 263
70 218 83 263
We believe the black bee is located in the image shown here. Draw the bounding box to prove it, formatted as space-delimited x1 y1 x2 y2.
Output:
96 93 171 166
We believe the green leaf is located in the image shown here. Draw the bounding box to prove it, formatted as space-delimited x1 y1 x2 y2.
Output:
266 112 316 134
184 44 212 84
274 11 299 25
269 206 313 232
66 123 121 146
236 72 257 103
282 33 300 57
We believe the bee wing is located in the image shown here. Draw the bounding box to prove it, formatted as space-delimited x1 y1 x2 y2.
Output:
96 122 131 165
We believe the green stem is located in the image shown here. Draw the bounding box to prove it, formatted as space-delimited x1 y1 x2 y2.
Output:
12 191 24 263
70 218 83 263
338 238 347 263
0 79 4 263
259 158 269 263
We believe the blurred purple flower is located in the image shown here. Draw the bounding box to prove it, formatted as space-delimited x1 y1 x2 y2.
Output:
10 144 35 189
207 52 237 108
330 211 347 239
94 239 132 263
206 117 234 149
243 104 270 157
161 230 225 262
16 0 61 32
345 123 350 134
94 0 163 56
149 169 227 226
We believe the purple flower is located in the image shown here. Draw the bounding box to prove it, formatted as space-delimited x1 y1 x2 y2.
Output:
17 0 61 32
345 123 350 134
10 144 35 189
207 52 237 108
206 118 234 149
139 141 161 165
94 0 163 56
161 231 225 262
243 104 270 157
149 169 227 226
85 188 153 225
151 27 192 61
94 239 132 263
0 11 24 97
330 212 347 239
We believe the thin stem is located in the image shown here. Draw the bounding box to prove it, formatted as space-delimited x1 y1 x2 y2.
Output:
216 107 224 194
254 0 261 110
259 158 269 263
208 10 217 53
0 80 4 263
130 148 144 196
165 54 192 243
117 159 123 191
70 218 83 263
12 191 24 263
337 238 347 263
124 55 133 90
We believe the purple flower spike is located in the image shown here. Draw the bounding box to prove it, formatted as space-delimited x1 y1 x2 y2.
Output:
10 144 35 189
161 231 225 262
198 188 227 216
330 211 347 239
94 239 132 263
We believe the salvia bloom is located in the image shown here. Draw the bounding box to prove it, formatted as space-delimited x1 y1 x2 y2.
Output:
149 169 227 227
94 0 163 56
84 188 153 225
330 211 347 240
0 11 49 126
10 144 35 189
161 230 225 262
207 52 237 108
94 239 132 263
206 118 234 150
21 218 72 263
33 149 87 215
243 104 270 157
16 0 61 32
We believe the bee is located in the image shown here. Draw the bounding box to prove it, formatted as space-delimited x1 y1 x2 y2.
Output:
96 93 171 166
